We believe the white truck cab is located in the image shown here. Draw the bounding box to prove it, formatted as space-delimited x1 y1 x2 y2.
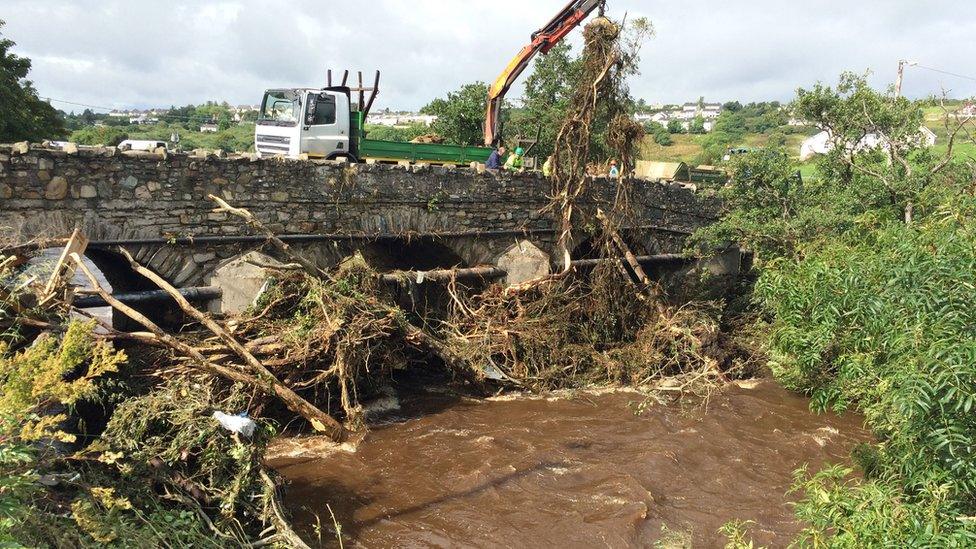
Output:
254 88 353 159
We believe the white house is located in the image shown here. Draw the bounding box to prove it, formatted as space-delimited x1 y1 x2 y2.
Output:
800 126 938 161
633 112 655 124
800 131 833 161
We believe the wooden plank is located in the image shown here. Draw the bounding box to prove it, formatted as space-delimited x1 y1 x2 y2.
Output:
42 228 89 300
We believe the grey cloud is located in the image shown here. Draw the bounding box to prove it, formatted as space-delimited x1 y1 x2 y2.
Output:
2 0 974 112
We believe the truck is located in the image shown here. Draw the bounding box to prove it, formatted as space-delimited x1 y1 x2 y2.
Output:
254 86 491 165
255 0 606 163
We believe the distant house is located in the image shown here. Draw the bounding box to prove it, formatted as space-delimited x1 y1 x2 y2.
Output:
918 126 937 147
366 112 437 127
701 103 722 119
959 103 976 118
633 112 655 123
678 103 699 120
800 126 937 161
800 131 834 161
200 123 219 133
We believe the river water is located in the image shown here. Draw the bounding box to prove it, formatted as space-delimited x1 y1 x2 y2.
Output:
269 380 869 548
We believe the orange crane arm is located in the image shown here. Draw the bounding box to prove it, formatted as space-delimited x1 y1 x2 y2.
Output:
483 0 606 147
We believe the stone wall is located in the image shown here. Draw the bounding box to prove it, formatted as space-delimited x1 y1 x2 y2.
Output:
0 143 720 286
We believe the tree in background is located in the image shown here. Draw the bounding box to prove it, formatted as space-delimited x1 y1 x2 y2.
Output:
67 126 128 147
364 123 429 143
421 82 489 146
0 20 65 142
688 115 707 134
643 121 672 146
794 72 932 222
666 119 685 134
507 42 582 158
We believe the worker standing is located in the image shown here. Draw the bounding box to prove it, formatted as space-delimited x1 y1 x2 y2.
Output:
505 147 526 172
542 155 555 177
608 159 620 178
486 145 507 171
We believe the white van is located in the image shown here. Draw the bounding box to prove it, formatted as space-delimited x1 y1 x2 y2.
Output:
118 140 167 152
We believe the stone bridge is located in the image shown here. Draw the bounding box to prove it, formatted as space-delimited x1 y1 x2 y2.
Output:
0 143 723 297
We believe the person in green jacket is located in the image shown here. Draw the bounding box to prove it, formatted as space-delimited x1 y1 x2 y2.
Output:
505 147 525 172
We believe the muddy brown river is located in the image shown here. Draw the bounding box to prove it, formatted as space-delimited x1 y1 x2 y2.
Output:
269 380 869 548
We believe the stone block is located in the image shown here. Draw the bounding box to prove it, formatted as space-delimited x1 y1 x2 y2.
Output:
207 251 282 314
44 176 68 200
79 185 98 198
496 240 550 286
121 175 139 189
63 142 79 155
0 184 11 199
11 142 29 155
134 185 152 200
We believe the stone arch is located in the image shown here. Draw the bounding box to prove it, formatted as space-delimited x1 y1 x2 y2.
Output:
358 237 468 271
570 230 662 260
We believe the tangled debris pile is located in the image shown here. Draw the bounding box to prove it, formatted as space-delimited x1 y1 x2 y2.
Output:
0 17 753 548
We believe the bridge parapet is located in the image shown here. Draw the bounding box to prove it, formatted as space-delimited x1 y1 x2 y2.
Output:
0 143 721 287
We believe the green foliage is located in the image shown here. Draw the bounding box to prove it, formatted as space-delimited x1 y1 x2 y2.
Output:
759 193 976 509
364 123 429 143
667 119 685 134
0 322 275 547
644 121 673 146
0 20 66 142
719 520 760 548
421 82 489 146
689 150 855 260
697 111 748 164
69 125 129 146
508 42 582 158
688 115 707 135
0 321 126 442
702 74 976 546
795 73 929 222
69 121 255 152
791 464 975 547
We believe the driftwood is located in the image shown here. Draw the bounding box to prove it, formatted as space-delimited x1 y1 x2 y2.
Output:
596 208 665 314
70 252 346 442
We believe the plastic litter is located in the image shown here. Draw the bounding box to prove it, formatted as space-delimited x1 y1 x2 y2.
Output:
212 411 257 437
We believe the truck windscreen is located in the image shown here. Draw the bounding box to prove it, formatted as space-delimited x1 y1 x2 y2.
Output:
258 91 300 126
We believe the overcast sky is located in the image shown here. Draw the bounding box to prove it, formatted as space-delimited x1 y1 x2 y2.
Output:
3 0 975 112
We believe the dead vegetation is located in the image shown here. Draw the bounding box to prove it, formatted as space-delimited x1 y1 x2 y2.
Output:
0 17 756 548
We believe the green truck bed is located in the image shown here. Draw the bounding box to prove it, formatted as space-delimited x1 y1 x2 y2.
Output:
359 139 492 165
352 111 491 165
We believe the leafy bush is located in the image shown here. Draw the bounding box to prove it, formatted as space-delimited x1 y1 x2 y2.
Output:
756 196 976 545
695 74 976 546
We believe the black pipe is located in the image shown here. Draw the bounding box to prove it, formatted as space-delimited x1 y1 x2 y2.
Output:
73 286 222 309
86 224 693 248
568 254 690 269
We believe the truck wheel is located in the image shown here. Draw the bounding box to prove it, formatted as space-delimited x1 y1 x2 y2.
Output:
328 153 359 163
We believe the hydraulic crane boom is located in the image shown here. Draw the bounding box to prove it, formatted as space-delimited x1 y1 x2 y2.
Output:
483 0 606 147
